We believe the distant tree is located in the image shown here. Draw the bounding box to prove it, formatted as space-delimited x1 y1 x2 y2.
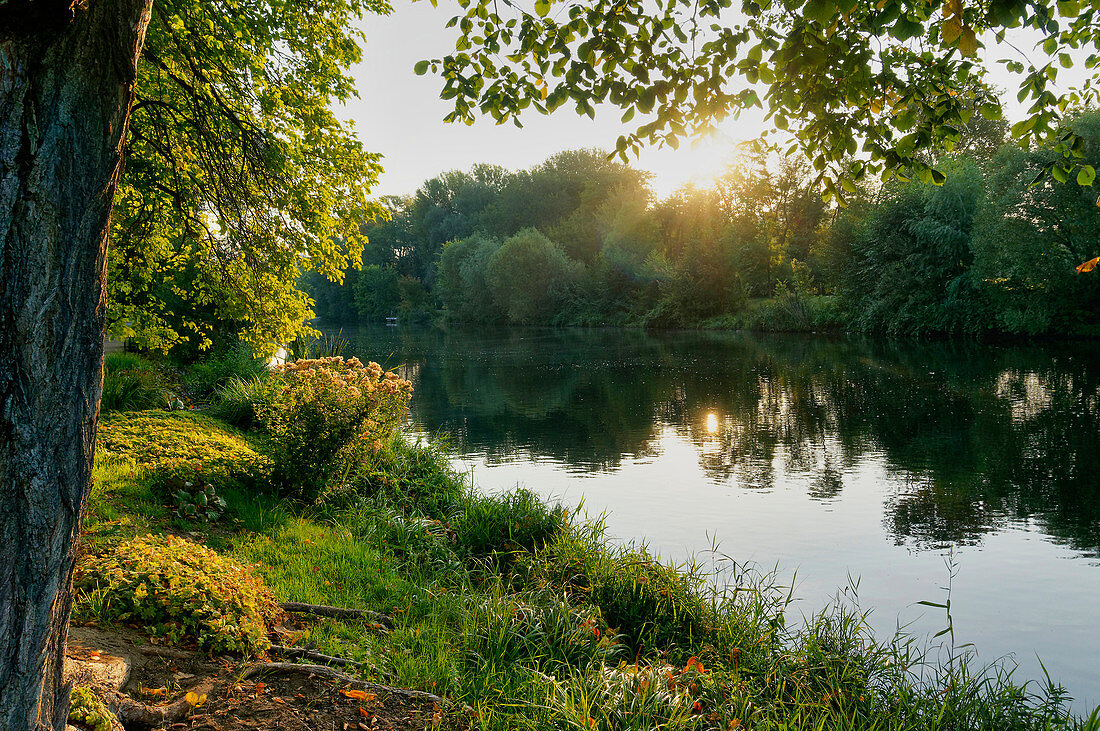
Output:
406 165 509 284
436 234 504 323
487 229 583 324
481 149 652 263
353 265 402 321
972 113 1100 334
840 157 985 335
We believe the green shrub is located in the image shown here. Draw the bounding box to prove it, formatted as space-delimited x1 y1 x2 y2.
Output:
68 687 119 731
73 534 277 655
210 374 277 430
96 411 270 479
352 436 467 519
260 357 412 501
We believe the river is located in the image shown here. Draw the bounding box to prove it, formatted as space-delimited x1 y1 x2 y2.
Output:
330 324 1100 708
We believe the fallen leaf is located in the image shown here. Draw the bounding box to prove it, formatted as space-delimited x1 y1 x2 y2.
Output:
1077 256 1100 273
185 691 207 706
88 650 101 659
140 687 166 697
272 697 285 704
358 707 371 718
338 685 369 699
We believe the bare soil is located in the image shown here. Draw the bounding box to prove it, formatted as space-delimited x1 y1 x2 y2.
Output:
66 626 471 731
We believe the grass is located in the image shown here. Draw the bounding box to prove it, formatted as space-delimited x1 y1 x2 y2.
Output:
79 400 1100 731
182 343 269 399
101 352 175 412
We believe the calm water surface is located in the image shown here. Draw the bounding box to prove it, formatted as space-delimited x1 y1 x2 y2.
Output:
335 325 1100 708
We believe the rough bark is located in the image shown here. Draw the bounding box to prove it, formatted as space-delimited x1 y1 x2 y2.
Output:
0 1 152 729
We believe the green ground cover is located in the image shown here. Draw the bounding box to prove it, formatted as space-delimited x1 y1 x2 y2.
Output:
79 354 1100 731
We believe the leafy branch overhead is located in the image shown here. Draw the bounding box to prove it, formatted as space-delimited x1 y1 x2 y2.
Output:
419 0 1100 199
109 0 390 355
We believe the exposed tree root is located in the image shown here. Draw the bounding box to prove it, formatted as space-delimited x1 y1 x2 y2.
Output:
279 601 393 628
242 662 444 705
100 680 216 730
269 643 366 669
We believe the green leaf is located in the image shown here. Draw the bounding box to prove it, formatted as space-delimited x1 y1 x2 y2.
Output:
1077 165 1096 186
535 0 551 17
804 0 837 24
414 60 430 76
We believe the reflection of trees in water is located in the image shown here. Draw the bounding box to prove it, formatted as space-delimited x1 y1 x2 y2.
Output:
335 325 1100 555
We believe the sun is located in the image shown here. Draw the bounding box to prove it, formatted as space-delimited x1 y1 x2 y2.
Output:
638 129 743 196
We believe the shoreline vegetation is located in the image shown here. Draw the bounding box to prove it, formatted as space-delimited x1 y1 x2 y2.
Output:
76 348 1100 730
301 116 1100 346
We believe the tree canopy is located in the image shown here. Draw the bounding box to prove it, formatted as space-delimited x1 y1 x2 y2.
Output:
421 0 1100 199
108 0 388 356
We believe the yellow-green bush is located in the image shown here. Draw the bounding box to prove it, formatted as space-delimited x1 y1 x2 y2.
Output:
74 534 277 655
96 411 270 477
68 687 118 731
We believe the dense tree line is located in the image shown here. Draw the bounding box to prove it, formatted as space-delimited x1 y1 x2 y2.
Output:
309 114 1100 337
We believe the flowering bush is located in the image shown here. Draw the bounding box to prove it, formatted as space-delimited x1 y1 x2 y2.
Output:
260 356 413 500
73 534 277 655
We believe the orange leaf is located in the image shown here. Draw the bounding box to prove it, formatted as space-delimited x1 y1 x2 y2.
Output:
140 687 166 697
357 707 371 718
1077 256 1100 273
683 656 705 674
272 697 285 704
340 689 369 700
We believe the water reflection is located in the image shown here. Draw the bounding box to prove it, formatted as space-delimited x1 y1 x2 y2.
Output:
341 326 1100 558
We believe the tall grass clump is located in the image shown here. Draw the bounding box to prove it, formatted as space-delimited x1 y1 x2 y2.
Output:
101 352 171 412
540 527 714 656
352 435 467 518
183 343 268 399
288 329 349 360
211 374 277 430
451 488 570 564
260 356 412 501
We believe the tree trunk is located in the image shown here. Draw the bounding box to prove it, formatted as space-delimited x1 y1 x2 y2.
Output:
0 1 152 729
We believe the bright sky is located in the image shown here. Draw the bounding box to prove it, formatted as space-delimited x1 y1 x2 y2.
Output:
342 0 765 198
340 1 1091 200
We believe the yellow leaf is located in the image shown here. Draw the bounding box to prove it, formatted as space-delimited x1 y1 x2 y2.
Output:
958 25 978 56
185 691 207 706
1076 256 1100 273
941 16 962 44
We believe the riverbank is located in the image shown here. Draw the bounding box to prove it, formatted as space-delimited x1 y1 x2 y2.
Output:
72 351 1100 730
